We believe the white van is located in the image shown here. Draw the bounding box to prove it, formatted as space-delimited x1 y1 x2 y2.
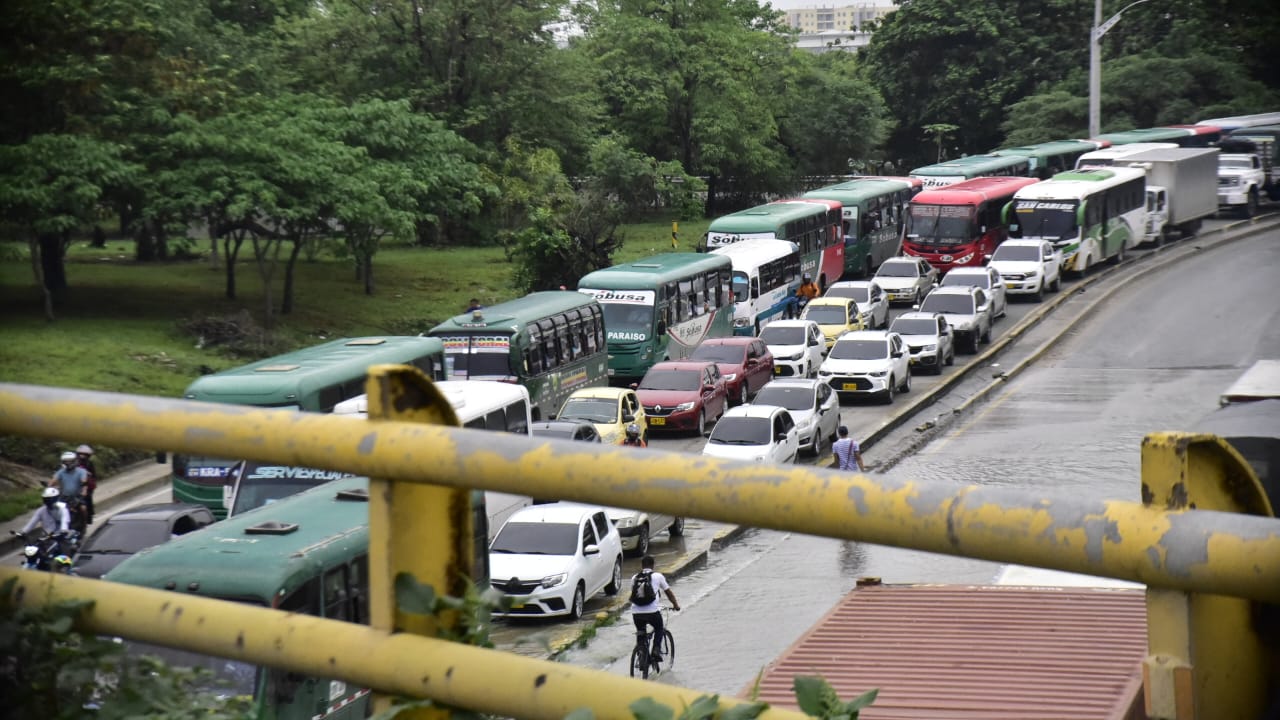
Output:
335 380 533 538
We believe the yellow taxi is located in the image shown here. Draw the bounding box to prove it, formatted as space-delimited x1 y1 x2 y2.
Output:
555 386 648 444
800 296 866 351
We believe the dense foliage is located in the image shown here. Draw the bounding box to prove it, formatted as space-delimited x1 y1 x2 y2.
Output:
0 0 1276 317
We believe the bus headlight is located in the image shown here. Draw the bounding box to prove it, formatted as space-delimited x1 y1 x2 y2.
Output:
674 402 695 412
954 252 975 264
734 318 751 327
540 573 567 589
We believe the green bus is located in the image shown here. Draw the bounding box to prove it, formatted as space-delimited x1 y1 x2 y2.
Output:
577 253 734 384
426 291 608 420
803 177 921 278
106 476 380 720
703 201 843 289
175 337 446 518
908 154 1032 190
1093 125 1220 148
991 140 1107 179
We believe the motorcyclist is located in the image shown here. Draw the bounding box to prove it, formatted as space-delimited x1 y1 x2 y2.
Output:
50 451 88 532
16 487 72 557
75 444 98 524
622 423 647 448
797 273 820 308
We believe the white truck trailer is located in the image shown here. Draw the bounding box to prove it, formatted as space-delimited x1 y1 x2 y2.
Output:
1120 147 1219 245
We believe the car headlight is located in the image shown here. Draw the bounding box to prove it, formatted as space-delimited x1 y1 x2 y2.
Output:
787 352 803 361
922 344 936 352
754 455 768 462
540 573 567 589
818 369 833 376
723 373 737 382
869 370 887 377
675 401 695 412
614 516 636 529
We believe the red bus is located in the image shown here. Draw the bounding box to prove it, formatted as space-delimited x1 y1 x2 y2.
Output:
902 176 1041 274
772 198 844 288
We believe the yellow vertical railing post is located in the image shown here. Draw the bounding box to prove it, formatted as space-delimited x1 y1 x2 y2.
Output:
1140 432 1277 720
364 365 471 718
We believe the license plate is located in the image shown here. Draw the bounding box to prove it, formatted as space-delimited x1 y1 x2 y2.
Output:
773 366 782 375
649 417 665 426
1005 282 1017 289
508 602 524 610
842 383 859 391
909 358 918 365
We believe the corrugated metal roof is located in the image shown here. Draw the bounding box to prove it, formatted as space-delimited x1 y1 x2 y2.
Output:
751 584 1148 720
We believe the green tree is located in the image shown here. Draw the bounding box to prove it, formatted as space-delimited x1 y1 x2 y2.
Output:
777 51 892 178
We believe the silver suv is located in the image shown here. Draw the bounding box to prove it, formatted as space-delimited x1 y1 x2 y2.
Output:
917 286 992 354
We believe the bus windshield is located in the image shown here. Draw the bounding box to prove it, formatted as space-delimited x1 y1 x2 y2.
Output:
593 301 653 338
229 462 356 516
731 272 750 302
907 205 974 245
440 334 513 378
123 639 260 698
1011 200 1079 240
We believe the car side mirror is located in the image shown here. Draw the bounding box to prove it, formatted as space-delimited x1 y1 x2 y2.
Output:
775 432 788 442
623 412 635 423
548 413 557 420
703 384 715 392
629 383 639 390
891 350 903 358
584 544 600 556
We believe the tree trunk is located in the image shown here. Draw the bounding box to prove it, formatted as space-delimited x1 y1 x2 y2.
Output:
362 251 375 295
704 174 719 218
222 229 246 300
281 236 303 315
252 234 281 332
135 224 156 262
28 235 55 321
154 220 169 261
207 219 221 269
39 232 68 294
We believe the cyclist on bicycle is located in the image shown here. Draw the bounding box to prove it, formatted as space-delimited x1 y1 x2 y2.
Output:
630 555 680 664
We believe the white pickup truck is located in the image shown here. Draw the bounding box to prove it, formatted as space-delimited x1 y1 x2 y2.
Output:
1217 152 1266 217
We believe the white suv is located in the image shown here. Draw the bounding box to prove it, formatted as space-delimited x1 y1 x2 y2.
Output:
818 330 912 403
917 286 992 353
751 378 840 456
940 266 1007 321
989 239 1061 301
758 320 826 378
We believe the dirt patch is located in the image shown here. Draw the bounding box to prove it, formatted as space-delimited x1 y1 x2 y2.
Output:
0 457 47 492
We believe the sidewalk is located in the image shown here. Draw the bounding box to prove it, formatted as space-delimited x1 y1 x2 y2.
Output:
1 459 173 557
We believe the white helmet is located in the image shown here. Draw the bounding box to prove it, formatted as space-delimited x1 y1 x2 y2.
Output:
76 444 93 455
42 487 61 499
60 451 77 463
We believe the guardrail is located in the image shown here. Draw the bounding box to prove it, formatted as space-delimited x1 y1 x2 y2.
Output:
2 365 1276 719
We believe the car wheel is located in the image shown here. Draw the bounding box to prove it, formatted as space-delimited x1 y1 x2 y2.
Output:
695 409 706 437
1032 281 1044 302
630 523 650 558
569 583 585 620
901 371 911 393
1051 275 1061 292
982 323 991 344
1245 189 1258 218
810 428 826 458
946 345 956 366
605 557 623 595
737 382 748 406
884 376 896 404
669 516 685 537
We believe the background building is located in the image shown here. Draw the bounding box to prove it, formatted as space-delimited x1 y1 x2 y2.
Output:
780 3 896 53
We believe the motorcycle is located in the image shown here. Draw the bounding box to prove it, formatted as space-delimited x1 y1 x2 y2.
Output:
62 495 89 536
11 530 78 573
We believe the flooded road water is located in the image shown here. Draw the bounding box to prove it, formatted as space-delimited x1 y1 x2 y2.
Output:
559 228 1280 699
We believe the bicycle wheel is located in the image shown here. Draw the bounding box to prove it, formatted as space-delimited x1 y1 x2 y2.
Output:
660 630 675 669
630 644 649 679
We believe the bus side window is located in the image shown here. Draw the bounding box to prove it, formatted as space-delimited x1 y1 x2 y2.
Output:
280 577 320 615
318 385 344 413
484 409 506 432
464 417 486 431
324 565 349 621
349 555 369 625
505 401 530 434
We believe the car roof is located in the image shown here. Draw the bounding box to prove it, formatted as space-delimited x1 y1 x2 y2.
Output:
927 285 977 296
721 404 787 419
945 266 990 275
806 296 855 307
758 378 820 389
648 360 716 372
507 502 602 524
696 336 756 347
880 257 917 265
999 239 1049 247
105 503 210 522
835 330 893 342
761 319 817 328
893 311 944 322
828 280 875 288
532 419 594 431
566 386 631 400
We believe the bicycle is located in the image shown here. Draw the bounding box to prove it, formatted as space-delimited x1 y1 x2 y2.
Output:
630 609 675 679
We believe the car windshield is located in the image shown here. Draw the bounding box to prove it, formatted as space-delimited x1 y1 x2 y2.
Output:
890 318 939 336
941 273 989 289
920 294 975 315
829 339 888 360
759 326 805 345
707 417 771 445
1220 157 1253 169
81 519 170 554
803 305 849 325
876 262 919 278
752 386 813 411
1009 199 1078 240
557 398 617 423
991 245 1042 262
639 370 701 391
490 521 578 555
827 286 869 303
690 344 745 363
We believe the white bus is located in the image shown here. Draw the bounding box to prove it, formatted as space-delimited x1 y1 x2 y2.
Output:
1005 166 1147 275
334 380 533 537
709 238 803 336
1075 142 1178 169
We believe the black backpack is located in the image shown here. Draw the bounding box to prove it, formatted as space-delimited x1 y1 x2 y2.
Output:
630 569 656 605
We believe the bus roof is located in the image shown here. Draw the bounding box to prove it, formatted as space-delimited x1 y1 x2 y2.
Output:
105 476 369 603
1228 125 1280 140
777 197 841 212
333 379 529 418
1219 360 1280 405
709 238 801 267
911 176 1040 205
577 252 731 290
1013 166 1147 200
991 139 1104 160
1092 127 1196 145
707 202 829 233
182 336 444 405
804 177 917 205
1197 112 1280 132
908 154 1029 176
1077 143 1179 162
428 291 598 337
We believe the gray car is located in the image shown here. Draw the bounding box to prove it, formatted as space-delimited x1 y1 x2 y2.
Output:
916 285 993 353
939 266 1007 321
889 311 956 375
71 503 215 579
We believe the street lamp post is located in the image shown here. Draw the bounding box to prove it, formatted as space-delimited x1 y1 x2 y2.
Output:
1088 0 1154 137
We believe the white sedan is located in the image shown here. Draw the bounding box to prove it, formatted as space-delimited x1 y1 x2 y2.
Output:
489 503 625 620
701 404 799 464
824 280 891 329
750 378 841 456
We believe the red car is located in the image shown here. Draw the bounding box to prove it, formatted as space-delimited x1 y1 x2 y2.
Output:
688 337 775 406
635 360 728 437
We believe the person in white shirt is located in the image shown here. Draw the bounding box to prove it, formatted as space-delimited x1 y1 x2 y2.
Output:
629 555 681 663
831 425 866 471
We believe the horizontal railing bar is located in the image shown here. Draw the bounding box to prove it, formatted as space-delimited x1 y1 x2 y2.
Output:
1 569 803 719
2 383 1278 602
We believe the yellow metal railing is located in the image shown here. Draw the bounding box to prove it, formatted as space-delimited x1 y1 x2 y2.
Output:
2 372 1277 719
